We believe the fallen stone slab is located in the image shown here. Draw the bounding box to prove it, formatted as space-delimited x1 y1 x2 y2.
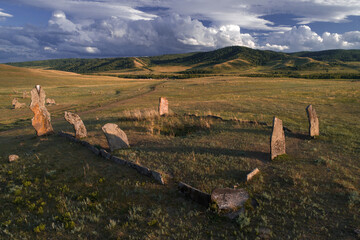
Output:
8 155 19 162
178 182 211 207
100 149 112 160
150 170 165 185
211 188 249 211
88 145 100 156
110 156 127 165
247 168 260 182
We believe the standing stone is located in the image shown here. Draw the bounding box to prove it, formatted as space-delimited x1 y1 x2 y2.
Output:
102 123 130 151
306 105 319 137
211 188 249 211
64 111 87 138
270 117 286 160
158 97 168 116
30 85 54 136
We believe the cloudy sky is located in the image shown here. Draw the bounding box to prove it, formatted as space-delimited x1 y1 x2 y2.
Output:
0 0 359 62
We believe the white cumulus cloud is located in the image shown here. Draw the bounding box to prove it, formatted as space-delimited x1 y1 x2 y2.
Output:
0 8 13 19
264 25 360 52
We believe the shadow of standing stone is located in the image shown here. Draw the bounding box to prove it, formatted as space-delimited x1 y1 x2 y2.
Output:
30 85 54 136
270 117 286 160
178 182 211 207
102 123 130 151
306 104 319 138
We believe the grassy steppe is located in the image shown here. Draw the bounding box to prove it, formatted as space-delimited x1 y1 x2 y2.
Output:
0 64 359 239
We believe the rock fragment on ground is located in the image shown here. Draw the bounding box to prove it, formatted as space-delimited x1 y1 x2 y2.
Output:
30 85 54 136
102 123 130 151
46 98 56 105
64 111 87 138
247 168 260 181
8 155 19 162
270 117 286 160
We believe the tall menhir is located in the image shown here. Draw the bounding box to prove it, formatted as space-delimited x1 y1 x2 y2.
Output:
30 85 54 136
306 105 319 138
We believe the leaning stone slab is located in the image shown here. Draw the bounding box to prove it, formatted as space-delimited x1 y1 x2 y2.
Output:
30 85 54 136
306 104 319 137
270 117 286 160
64 111 87 138
158 97 169 116
211 188 249 211
9 155 19 162
178 182 211 207
247 168 260 181
102 123 130 151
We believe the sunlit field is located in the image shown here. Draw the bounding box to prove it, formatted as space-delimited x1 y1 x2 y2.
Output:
0 64 359 239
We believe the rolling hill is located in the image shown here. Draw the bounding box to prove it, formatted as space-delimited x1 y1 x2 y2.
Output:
6 46 360 77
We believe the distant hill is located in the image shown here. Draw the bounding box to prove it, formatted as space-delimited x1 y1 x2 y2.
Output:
291 49 360 62
6 46 360 77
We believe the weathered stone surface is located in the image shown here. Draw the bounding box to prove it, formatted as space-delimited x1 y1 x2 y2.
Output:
30 86 54 136
102 123 130 151
100 149 112 160
111 156 127 165
306 104 319 137
64 111 87 138
270 117 286 160
259 227 272 239
22 91 29 99
224 209 244 220
158 97 168 116
12 98 18 107
178 182 211 207
211 188 249 211
151 170 165 185
88 145 100 156
247 168 260 181
14 101 26 109
46 98 56 105
9 155 19 162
